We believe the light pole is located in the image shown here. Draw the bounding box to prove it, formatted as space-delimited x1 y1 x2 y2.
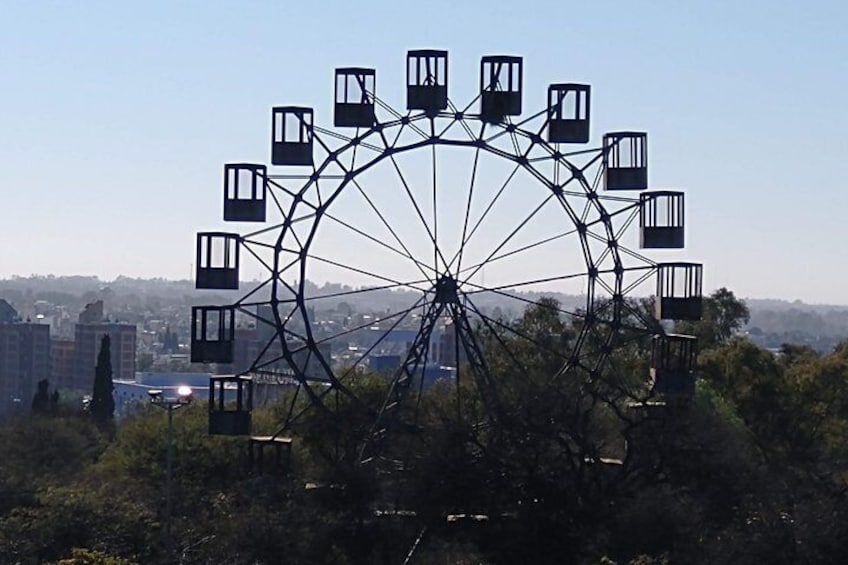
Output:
148 385 193 563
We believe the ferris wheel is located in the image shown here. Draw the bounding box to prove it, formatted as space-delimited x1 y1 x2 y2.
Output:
190 50 703 461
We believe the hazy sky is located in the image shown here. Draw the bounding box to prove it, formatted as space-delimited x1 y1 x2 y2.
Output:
2 0 846 303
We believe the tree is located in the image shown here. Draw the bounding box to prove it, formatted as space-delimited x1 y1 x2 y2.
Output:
677 287 750 349
32 379 51 413
90 335 114 425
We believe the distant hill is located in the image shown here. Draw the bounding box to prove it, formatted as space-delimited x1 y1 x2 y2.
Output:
743 297 848 352
2 276 847 352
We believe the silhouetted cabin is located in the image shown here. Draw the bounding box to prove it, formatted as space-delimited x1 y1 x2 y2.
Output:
407 49 448 114
191 306 235 363
548 83 590 143
480 55 522 123
223 163 266 222
640 191 685 248
249 435 292 473
335 67 376 127
651 334 697 397
655 263 703 321
208 375 252 435
604 132 648 190
195 232 240 290
271 106 313 166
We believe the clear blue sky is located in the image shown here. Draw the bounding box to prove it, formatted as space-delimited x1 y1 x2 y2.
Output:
1 0 846 303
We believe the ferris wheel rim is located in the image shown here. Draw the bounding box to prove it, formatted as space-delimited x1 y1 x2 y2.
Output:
259 98 655 401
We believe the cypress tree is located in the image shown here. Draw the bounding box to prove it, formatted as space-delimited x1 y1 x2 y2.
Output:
31 379 50 413
90 334 115 424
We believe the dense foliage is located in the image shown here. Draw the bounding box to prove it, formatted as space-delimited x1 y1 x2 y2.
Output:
2 288 848 563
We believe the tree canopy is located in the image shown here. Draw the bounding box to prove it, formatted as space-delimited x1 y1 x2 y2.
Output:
2 290 848 563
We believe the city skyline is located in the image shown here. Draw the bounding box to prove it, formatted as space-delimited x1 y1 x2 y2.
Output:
2 1 846 303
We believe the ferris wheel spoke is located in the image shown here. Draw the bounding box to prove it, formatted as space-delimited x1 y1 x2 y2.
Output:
592 193 641 205
443 98 483 141
449 301 501 408
448 93 484 122
583 201 640 231
321 206 433 279
618 265 656 296
446 163 522 270
463 282 588 320
590 156 604 193
273 172 431 280
611 207 640 242
598 295 662 334
261 178 298 220
306 253 432 293
471 305 571 364
284 378 365 435
461 271 590 297
455 145 482 276
387 119 411 148
373 95 431 139
582 229 653 268
240 304 309 346
457 228 580 278
594 275 618 299
299 296 427 352
312 125 385 154
555 145 606 159
463 297 531 381
238 241 277 276
337 293 430 383
617 244 658 268
267 178 327 221
480 106 547 146
460 192 556 285
505 119 524 159
231 277 274 307
431 140 440 275
266 177 303 201
347 177 434 281
301 279 431 305
434 113 466 140
348 142 360 181
383 149 450 272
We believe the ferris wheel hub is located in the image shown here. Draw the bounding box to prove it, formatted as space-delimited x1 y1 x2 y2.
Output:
434 275 460 305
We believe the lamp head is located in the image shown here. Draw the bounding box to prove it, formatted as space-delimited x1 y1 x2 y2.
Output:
176 385 193 404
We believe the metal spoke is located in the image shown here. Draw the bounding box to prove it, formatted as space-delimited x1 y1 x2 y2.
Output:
456 228 579 278
463 296 530 383
305 294 428 350
323 207 434 279
350 176 434 281
446 162 522 270
239 241 276 276
337 293 430 381
462 271 590 296
432 133 438 276
461 192 556 284
382 138 450 272
456 143 482 278
301 279 432 304
306 253 432 293
269 169 434 280
471 304 571 364
461 281 588 320
231 276 273 307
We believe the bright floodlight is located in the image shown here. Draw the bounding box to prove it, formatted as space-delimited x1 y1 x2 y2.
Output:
176 386 193 403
